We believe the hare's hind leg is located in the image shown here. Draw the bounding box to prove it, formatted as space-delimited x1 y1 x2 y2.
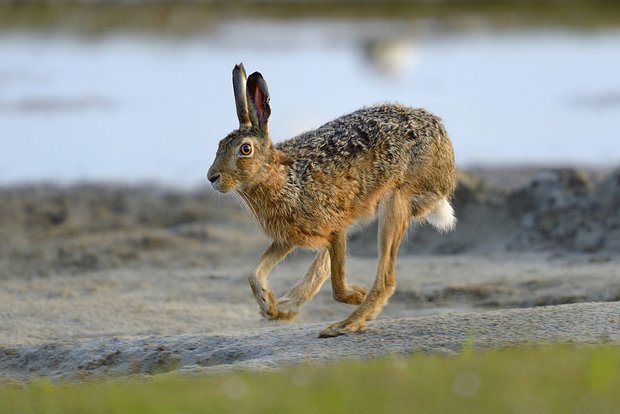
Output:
319 192 410 337
276 249 331 319
249 241 293 320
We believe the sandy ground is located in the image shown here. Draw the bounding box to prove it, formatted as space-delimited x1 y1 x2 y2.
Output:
1 167 619 381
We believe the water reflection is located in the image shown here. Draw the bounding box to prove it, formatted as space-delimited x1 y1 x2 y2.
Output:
0 19 619 185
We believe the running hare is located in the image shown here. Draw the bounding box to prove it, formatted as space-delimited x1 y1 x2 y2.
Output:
207 64 456 337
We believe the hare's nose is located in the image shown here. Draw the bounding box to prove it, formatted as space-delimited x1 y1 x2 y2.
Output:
208 173 220 184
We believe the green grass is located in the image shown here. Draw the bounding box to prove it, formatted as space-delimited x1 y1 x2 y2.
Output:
1 345 620 414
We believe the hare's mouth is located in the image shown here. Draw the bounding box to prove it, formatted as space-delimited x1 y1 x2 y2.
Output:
210 176 235 194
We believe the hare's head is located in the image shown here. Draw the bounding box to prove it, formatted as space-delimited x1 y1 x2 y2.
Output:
208 64 274 193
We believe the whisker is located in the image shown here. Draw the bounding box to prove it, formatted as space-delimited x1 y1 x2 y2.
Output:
238 190 261 226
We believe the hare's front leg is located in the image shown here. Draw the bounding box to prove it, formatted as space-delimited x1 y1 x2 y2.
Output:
327 231 368 305
276 249 331 318
320 193 409 337
249 241 293 320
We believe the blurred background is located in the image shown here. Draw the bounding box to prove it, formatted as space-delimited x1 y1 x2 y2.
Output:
1 1 619 187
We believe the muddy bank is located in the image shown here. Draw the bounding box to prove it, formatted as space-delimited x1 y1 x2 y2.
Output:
0 167 618 382
1 167 618 280
0 184 261 278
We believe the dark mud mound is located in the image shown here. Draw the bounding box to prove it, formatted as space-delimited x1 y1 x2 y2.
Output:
0 185 258 278
349 167 620 256
507 168 620 252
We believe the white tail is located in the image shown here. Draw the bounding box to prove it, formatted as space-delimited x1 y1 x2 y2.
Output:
425 198 456 233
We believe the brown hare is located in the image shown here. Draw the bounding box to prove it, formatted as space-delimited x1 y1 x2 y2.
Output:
207 64 456 337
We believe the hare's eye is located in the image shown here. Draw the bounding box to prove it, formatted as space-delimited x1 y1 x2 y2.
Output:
239 143 253 156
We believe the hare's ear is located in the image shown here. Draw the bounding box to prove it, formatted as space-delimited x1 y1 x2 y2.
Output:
233 63 251 129
246 71 271 135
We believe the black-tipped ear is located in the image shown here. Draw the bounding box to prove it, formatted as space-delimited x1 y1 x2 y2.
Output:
233 63 251 128
246 71 271 135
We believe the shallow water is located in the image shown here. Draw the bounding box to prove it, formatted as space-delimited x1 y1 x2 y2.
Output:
1 17 619 185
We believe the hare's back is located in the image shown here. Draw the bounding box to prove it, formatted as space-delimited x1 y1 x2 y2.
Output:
276 104 445 165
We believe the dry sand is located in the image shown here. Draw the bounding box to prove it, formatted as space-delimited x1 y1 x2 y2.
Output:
1 167 619 381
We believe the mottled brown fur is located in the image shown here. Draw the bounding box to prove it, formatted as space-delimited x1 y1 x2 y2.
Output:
207 64 456 337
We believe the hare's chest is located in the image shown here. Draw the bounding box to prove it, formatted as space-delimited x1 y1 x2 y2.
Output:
259 212 330 249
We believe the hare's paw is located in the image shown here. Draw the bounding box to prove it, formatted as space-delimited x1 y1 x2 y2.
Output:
334 284 368 305
271 309 297 321
257 288 279 319
350 284 369 300
271 297 299 321
318 319 366 338
257 290 298 321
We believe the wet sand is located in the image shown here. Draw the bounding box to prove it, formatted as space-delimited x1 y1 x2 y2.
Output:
1 167 619 381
